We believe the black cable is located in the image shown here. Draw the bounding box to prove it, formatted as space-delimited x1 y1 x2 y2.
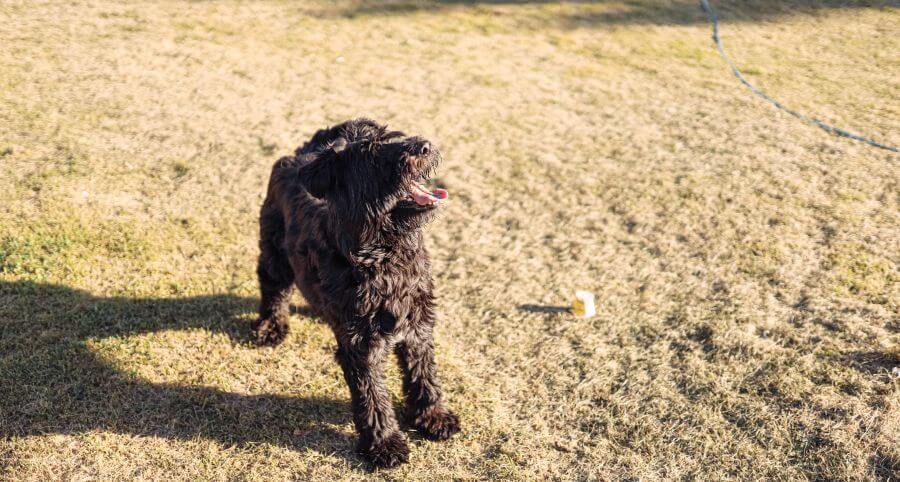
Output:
700 0 898 153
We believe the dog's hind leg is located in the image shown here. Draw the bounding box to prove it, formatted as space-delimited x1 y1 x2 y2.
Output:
335 337 409 468
253 205 294 346
395 303 460 441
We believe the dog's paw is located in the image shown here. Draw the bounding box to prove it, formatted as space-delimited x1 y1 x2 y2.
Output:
251 317 288 346
358 431 409 469
410 405 460 441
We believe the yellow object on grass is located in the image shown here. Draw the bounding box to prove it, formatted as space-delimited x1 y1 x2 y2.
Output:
572 291 596 318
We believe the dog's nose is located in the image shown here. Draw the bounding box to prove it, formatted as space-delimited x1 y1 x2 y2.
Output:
418 142 431 156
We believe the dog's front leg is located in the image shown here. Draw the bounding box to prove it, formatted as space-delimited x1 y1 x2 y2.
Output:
252 206 294 346
335 337 409 468
396 315 461 441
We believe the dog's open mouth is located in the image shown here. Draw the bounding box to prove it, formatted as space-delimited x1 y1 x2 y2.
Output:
407 180 448 207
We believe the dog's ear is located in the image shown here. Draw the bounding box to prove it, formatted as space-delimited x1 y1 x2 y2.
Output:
297 140 346 198
296 126 344 156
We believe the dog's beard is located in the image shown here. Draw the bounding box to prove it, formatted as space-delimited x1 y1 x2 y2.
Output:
388 201 439 231
384 178 447 231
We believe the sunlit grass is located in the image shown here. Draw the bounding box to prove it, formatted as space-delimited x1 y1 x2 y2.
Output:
0 0 897 480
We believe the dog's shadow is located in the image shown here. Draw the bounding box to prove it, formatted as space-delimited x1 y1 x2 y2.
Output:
0 280 357 465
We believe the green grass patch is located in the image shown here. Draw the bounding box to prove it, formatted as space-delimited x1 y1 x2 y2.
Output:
825 242 896 304
0 215 159 283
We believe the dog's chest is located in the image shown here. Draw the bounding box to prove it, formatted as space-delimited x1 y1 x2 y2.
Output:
360 255 426 302
292 229 431 333
356 252 430 328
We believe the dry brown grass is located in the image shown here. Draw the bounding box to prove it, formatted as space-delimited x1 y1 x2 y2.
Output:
1 0 898 480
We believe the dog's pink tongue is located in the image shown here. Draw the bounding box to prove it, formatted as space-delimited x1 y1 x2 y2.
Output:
411 183 448 205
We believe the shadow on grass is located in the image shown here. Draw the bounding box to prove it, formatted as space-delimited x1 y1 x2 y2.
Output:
518 304 571 314
841 350 899 376
871 450 900 481
0 280 356 464
327 0 897 27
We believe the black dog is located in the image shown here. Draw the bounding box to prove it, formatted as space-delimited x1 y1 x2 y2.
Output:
253 118 459 468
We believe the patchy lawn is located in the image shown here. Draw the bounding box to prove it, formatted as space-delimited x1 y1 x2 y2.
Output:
0 0 897 480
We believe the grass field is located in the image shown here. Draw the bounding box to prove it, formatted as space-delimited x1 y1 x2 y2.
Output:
1 0 898 480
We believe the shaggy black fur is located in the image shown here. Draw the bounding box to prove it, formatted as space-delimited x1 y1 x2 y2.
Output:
253 118 459 468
